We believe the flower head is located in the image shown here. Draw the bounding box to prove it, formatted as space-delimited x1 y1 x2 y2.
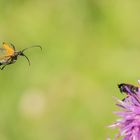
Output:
109 80 140 140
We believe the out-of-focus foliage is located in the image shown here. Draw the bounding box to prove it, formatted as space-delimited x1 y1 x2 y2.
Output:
0 0 140 139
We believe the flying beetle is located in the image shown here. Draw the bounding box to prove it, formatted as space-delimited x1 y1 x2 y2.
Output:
0 42 42 70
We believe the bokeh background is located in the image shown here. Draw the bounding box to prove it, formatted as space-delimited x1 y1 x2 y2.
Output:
0 0 140 139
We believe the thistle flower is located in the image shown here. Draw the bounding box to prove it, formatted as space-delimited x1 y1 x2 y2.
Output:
109 80 140 140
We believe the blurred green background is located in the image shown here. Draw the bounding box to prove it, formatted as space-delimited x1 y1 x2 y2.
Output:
0 0 140 139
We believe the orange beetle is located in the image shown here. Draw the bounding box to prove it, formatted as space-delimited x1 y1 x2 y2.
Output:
0 42 42 70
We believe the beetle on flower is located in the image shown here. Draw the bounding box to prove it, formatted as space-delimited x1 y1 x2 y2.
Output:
109 80 140 140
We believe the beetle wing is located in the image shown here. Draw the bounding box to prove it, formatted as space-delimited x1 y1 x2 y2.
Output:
0 48 8 61
2 42 14 56
0 43 14 61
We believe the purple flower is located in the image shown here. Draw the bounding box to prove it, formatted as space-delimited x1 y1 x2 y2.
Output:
109 80 140 140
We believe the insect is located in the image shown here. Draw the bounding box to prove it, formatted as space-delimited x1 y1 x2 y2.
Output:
118 83 139 101
118 83 139 94
0 42 42 70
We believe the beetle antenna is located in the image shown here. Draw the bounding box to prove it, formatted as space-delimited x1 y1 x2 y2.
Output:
22 45 42 52
22 54 31 66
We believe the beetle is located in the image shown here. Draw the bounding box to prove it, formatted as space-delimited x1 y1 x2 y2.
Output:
118 83 139 101
118 83 139 94
0 42 42 70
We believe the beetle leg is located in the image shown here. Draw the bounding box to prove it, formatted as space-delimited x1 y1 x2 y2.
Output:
0 65 7 70
0 58 14 70
10 43 16 51
0 62 13 70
